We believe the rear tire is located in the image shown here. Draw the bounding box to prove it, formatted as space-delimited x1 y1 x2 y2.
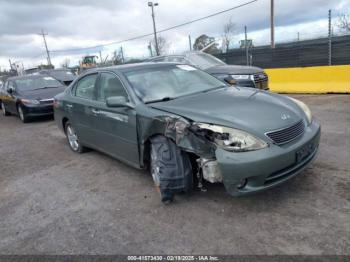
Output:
65 121 87 153
150 135 193 203
17 105 30 123
1 102 10 116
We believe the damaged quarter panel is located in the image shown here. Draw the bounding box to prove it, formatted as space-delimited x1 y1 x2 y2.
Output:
136 107 216 168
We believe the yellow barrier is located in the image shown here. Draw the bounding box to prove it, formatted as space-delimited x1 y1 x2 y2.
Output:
265 65 350 93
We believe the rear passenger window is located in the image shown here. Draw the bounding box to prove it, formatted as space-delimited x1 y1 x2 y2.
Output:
151 57 166 62
75 74 97 100
97 72 128 102
168 57 186 63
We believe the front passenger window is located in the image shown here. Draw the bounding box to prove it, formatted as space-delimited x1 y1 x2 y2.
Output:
7 81 16 92
75 74 97 100
97 73 128 102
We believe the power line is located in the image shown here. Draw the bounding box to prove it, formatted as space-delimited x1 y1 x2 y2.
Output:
50 0 258 54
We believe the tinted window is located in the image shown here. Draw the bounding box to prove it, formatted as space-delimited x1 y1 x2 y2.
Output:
151 57 166 62
75 74 97 100
97 73 128 102
167 56 186 63
188 53 225 69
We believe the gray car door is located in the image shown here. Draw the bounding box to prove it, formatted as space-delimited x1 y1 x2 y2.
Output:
68 73 99 147
91 72 139 166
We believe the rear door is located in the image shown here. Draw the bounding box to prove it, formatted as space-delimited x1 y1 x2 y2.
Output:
91 72 139 165
68 73 99 147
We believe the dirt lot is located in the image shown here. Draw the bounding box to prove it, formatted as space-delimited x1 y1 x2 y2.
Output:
0 94 349 255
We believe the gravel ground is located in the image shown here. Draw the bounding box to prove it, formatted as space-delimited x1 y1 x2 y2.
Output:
0 94 349 255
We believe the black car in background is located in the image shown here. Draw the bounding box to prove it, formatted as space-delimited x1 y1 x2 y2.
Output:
147 51 269 90
37 69 76 86
1 75 66 123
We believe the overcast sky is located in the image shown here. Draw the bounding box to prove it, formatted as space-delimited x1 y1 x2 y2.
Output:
0 0 349 69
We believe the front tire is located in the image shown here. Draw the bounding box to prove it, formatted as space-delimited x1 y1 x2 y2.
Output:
150 135 193 203
17 105 30 123
65 121 87 153
1 102 10 116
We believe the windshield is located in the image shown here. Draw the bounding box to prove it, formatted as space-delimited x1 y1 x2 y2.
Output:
49 70 75 80
124 65 227 103
14 76 62 91
188 53 226 69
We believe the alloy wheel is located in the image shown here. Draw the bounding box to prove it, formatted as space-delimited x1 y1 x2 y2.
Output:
1 102 5 115
66 125 79 151
18 106 24 121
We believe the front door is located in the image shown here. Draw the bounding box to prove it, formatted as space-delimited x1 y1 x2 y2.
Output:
68 73 99 147
92 72 139 166
3 81 17 113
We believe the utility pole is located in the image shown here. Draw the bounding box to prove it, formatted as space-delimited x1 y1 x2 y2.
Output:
188 35 192 51
328 9 332 66
38 29 52 66
148 2 159 56
148 41 153 57
270 0 275 48
8 59 13 70
297 32 300 42
120 46 125 63
99 51 103 64
245 26 249 66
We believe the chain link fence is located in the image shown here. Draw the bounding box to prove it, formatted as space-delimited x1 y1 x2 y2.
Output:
215 34 350 68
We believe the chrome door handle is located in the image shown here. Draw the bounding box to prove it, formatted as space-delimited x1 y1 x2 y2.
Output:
66 104 73 108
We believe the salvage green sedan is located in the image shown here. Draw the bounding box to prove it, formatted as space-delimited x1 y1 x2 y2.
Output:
54 63 320 203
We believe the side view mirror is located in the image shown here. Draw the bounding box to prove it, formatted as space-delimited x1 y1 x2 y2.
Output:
7 87 14 94
223 76 237 85
106 96 133 108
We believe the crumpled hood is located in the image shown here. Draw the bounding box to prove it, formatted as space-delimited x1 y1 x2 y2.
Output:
205 65 263 75
18 86 66 100
150 87 305 136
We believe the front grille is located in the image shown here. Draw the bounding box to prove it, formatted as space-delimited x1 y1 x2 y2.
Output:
265 120 305 145
253 72 268 84
39 99 54 105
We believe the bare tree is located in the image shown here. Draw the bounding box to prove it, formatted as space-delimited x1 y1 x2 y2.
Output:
338 13 350 32
112 49 124 65
151 35 169 56
60 58 70 68
222 18 236 53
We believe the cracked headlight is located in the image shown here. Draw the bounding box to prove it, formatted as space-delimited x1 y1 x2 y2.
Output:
194 123 268 152
289 97 312 125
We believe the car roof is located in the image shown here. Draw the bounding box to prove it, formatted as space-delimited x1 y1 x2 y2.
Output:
6 74 54 81
85 62 182 74
147 51 204 61
39 69 71 73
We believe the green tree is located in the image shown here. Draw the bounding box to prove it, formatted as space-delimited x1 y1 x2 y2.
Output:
193 34 220 54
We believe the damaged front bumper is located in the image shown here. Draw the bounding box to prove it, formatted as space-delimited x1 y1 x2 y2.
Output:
215 120 321 196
